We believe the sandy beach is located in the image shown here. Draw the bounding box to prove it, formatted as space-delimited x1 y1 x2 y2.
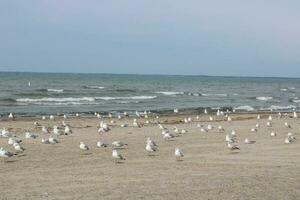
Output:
0 113 300 200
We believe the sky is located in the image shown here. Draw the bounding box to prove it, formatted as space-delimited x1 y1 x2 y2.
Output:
0 1 300 77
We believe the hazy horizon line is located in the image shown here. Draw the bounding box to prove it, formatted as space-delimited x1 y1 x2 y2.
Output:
0 70 299 79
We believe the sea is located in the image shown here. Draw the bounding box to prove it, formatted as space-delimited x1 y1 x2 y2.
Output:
0 72 300 117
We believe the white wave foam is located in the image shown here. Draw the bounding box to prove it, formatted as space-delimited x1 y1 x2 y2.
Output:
96 96 157 100
85 85 105 89
47 89 64 93
256 96 273 101
261 105 296 111
156 91 184 96
16 97 95 102
202 93 228 97
293 99 300 103
234 105 255 111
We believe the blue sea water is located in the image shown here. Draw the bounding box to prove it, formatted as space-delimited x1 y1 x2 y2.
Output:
0 72 300 116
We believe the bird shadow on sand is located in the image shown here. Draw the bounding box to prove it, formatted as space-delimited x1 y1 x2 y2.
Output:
147 154 158 157
81 153 93 156
17 154 27 157
5 160 18 163
229 151 240 154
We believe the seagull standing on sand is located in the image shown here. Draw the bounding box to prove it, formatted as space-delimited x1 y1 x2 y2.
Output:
0 147 15 162
96 140 108 148
13 143 25 152
227 142 240 151
112 141 127 148
25 132 38 139
79 142 89 151
270 131 277 137
293 112 298 118
64 126 72 135
112 149 125 163
146 143 158 155
175 148 184 161
49 136 59 144
8 113 15 119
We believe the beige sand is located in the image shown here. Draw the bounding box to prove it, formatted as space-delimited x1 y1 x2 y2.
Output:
0 114 300 200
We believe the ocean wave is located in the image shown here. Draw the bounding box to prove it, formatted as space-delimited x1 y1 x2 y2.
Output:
256 96 273 101
156 91 184 96
47 89 64 93
261 105 296 111
84 85 105 89
31 102 100 106
234 105 255 111
202 93 228 97
16 97 96 103
96 96 157 100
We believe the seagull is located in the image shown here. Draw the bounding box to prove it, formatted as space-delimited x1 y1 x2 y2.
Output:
293 112 298 118
266 121 272 127
98 121 110 133
79 142 89 151
207 124 213 130
218 125 225 132
53 126 63 136
204 109 208 114
120 124 128 128
33 121 40 128
244 138 255 144
231 130 237 136
184 118 189 123
251 128 257 133
42 116 46 120
96 140 108 148
8 112 15 119
1 128 14 138
268 115 273 121
209 116 213 121
284 122 291 128
42 126 50 134
227 116 232 122
0 147 15 162
49 136 59 144
270 131 277 137
25 132 38 139
175 147 184 161
13 143 25 152
146 143 158 155
174 108 179 114
112 149 125 163
173 127 179 134
112 141 127 148
225 134 236 143
181 129 188 134
163 132 175 140
227 142 240 151
257 115 261 120
200 128 208 133
8 137 22 145
146 137 158 148
64 126 72 135
41 138 50 144
50 115 55 120
133 119 141 128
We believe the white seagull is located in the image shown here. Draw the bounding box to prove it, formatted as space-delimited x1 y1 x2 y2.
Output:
112 149 125 163
175 147 184 161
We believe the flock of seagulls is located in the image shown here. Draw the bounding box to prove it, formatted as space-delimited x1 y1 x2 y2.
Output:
0 108 298 163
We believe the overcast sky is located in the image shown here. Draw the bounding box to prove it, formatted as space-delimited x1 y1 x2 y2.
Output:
0 1 299 77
